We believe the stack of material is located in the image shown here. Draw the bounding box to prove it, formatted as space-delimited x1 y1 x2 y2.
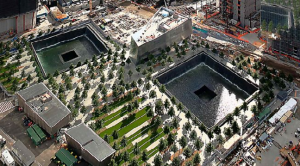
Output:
50 6 69 21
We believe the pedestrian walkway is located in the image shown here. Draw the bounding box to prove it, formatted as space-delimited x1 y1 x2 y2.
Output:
0 101 14 113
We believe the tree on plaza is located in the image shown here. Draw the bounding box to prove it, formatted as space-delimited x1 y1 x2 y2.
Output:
167 56 173 63
161 125 169 134
171 157 181 166
233 107 240 117
213 126 221 135
194 153 201 165
190 130 198 141
126 58 131 66
154 155 163 166
168 107 175 118
179 136 187 149
199 123 207 133
158 138 167 152
149 90 157 98
128 70 133 78
129 159 138 166
123 151 130 163
155 100 164 115
217 135 225 145
146 73 152 81
185 110 192 121
226 113 234 124
183 148 192 158
159 84 166 94
120 136 127 147
205 143 213 154
80 106 86 113
95 119 103 129
133 143 140 155
142 150 148 162
167 133 175 146
207 130 214 140
224 127 233 138
232 121 240 134
112 130 119 139
26 74 32 82
251 105 259 116
242 101 248 112
177 102 183 112
184 121 192 133
137 78 143 87
192 45 196 52
195 138 203 151
172 118 179 129
171 96 177 105
205 43 210 49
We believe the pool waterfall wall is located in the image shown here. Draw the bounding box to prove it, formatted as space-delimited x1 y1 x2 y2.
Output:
156 51 259 128
31 21 108 77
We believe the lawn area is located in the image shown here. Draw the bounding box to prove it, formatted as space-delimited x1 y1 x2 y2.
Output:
103 98 142 126
109 94 134 110
103 106 128 126
0 62 18 74
127 124 154 144
138 146 160 164
128 128 164 157
99 106 150 138
118 112 151 137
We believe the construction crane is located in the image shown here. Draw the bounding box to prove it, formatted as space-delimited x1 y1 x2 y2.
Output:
88 0 96 17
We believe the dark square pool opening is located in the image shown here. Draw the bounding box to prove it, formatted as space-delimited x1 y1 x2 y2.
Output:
31 24 108 75
194 85 217 102
61 50 79 62
156 52 258 128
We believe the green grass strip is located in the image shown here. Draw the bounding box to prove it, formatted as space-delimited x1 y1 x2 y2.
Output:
99 106 150 137
109 95 133 110
103 106 127 126
129 129 164 158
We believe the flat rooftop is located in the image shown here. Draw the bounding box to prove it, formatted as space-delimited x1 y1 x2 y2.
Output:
132 7 189 46
65 123 115 162
12 140 35 166
17 83 71 127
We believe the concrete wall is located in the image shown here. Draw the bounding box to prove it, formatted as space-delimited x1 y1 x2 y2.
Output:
0 11 36 34
131 18 192 63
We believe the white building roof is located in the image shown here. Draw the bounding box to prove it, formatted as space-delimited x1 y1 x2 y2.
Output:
132 7 189 46
2 150 14 164
269 98 297 124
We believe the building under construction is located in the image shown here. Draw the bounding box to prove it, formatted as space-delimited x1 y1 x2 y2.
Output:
268 25 300 61
130 7 192 63
219 0 261 28
0 0 38 35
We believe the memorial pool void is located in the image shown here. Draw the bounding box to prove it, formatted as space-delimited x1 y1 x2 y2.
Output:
31 24 108 75
157 52 258 128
